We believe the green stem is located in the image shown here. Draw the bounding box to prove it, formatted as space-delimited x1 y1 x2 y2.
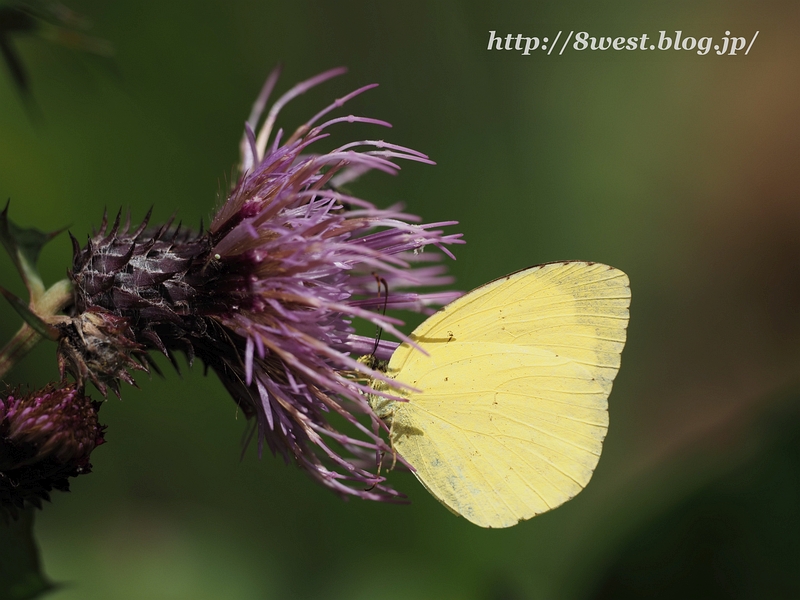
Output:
0 279 73 381
0 508 53 599
0 325 41 381
34 278 73 315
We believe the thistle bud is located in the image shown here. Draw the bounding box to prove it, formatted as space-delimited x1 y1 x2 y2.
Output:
0 384 105 518
56 308 146 397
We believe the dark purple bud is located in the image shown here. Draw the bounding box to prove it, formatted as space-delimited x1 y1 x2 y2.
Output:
1 384 105 518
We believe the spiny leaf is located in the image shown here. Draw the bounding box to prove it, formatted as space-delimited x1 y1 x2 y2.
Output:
0 2 113 111
0 5 35 102
0 201 65 301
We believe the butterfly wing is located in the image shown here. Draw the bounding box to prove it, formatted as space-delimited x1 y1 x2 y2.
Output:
386 261 630 528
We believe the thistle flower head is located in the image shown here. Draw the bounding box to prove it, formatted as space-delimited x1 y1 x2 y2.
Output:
65 67 464 501
0 383 105 518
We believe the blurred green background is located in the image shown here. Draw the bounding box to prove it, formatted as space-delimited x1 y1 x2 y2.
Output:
2 1 799 598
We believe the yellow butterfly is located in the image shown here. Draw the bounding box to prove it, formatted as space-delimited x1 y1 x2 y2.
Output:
368 261 630 528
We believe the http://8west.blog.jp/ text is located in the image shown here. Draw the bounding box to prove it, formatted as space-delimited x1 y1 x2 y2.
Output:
487 30 759 57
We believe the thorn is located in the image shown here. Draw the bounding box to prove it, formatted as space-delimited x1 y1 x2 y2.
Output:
131 206 153 239
170 220 183 244
69 231 81 260
101 208 122 245
97 207 109 235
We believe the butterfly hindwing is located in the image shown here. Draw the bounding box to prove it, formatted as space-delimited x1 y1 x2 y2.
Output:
385 262 630 528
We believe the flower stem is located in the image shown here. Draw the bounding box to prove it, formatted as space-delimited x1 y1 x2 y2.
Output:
0 507 53 598
0 325 40 381
0 279 73 380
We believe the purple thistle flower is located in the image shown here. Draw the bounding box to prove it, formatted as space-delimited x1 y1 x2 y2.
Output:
0 383 105 518
64 67 463 500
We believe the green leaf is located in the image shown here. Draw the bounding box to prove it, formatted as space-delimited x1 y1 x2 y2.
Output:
0 509 54 600
0 201 65 301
